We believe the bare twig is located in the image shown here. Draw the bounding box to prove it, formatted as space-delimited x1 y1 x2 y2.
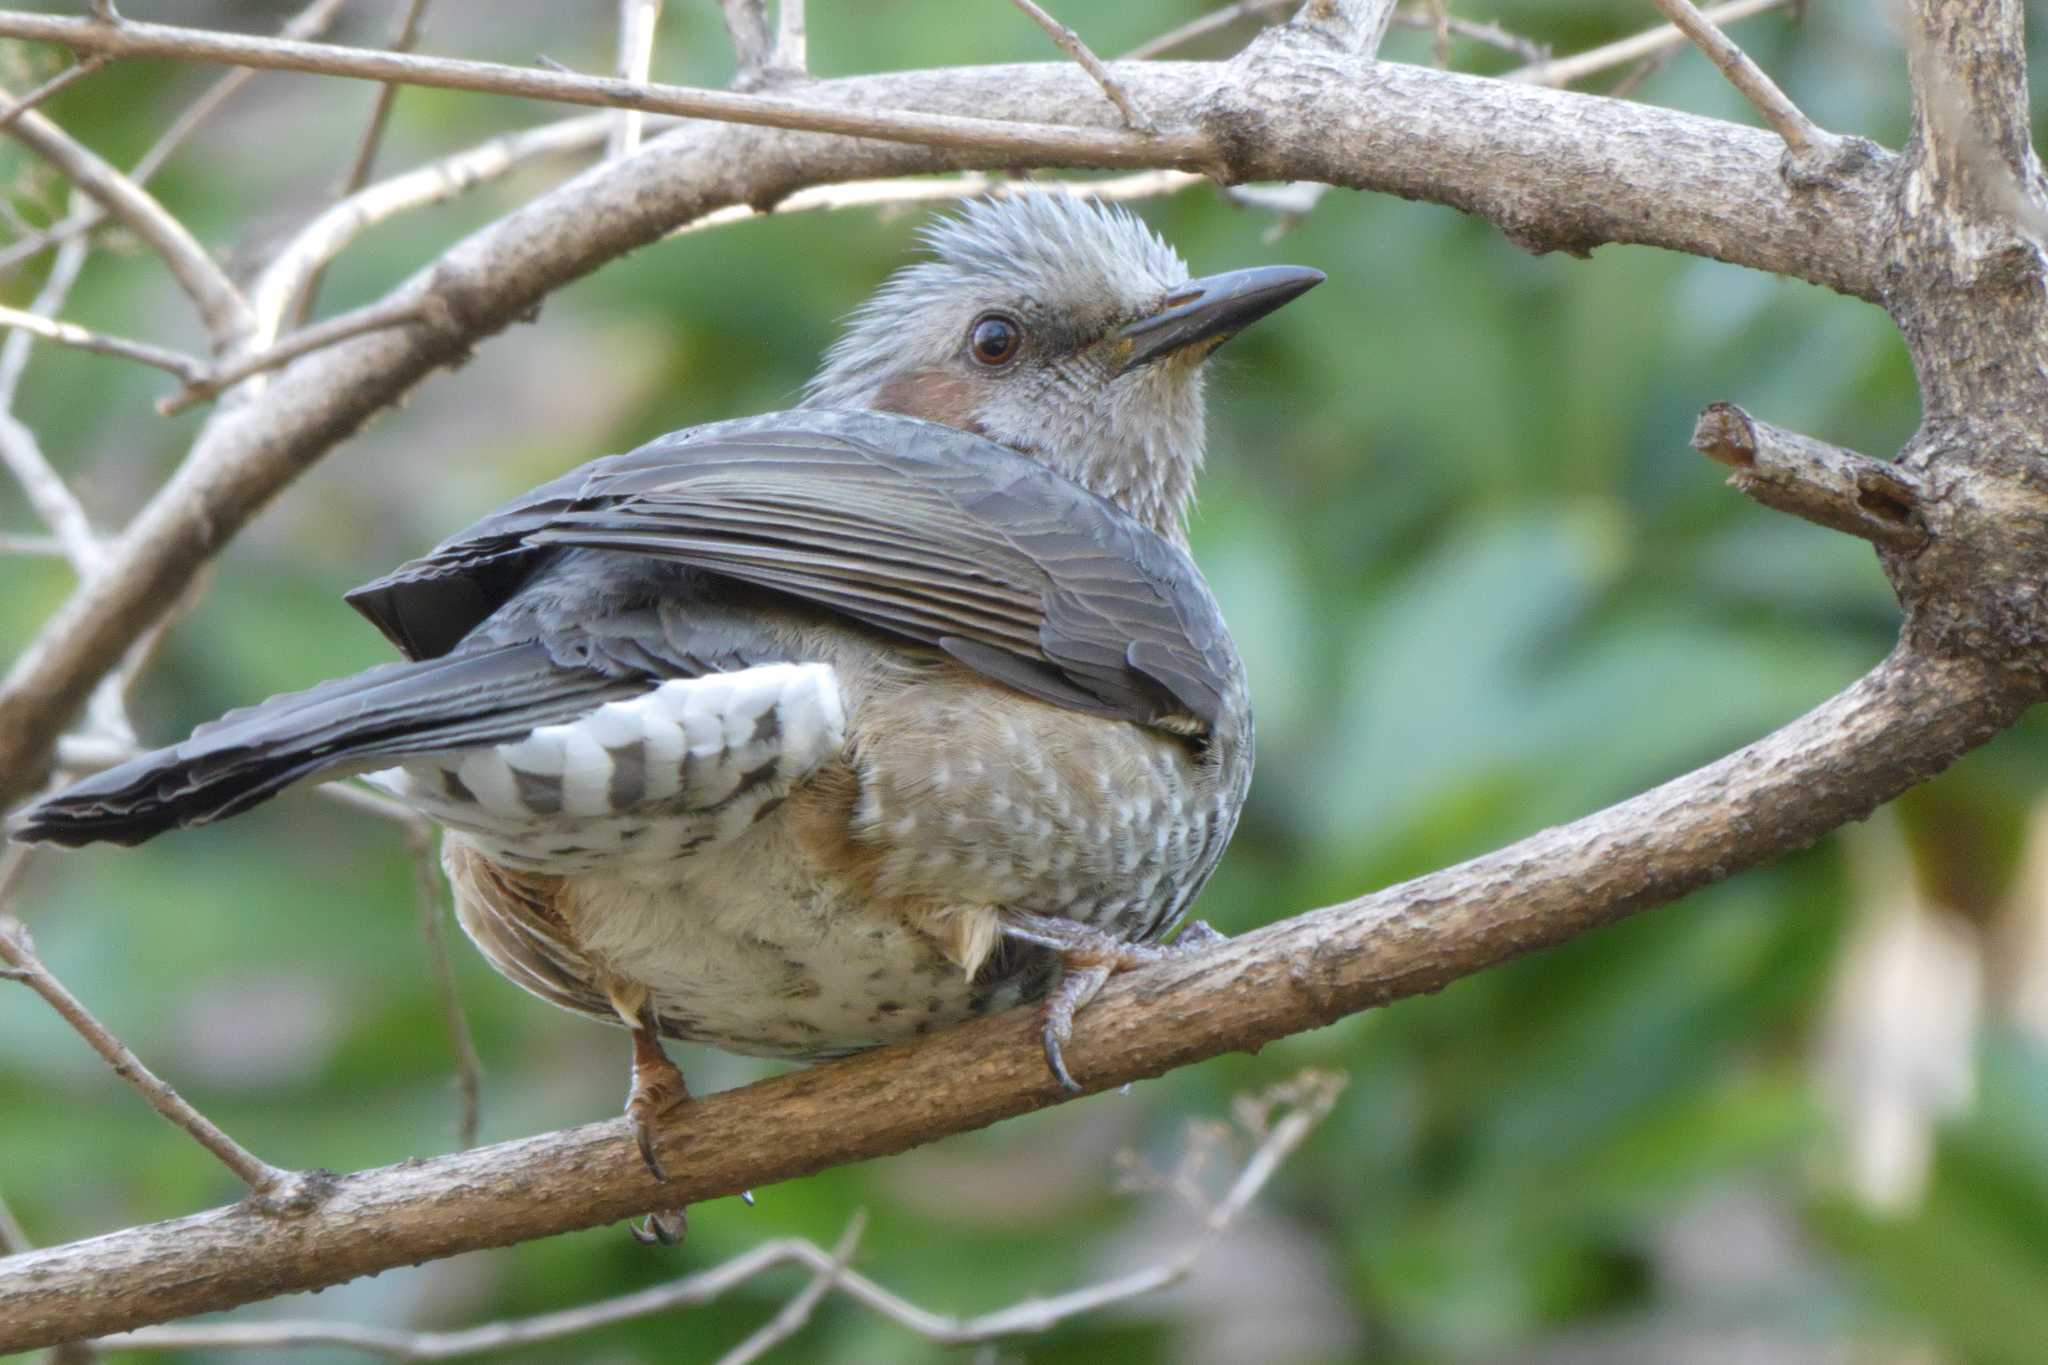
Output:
0 0 352 278
0 223 100 568
1 103 251 344
713 1214 866 1365
1691 403 1928 553
250 115 611 347
716 0 772 77
1509 0 1790 88
0 13 1210 168
1390 7 1549 64
0 304 202 382
0 55 102 132
1649 0 1833 157
1608 48 1673 100
772 0 806 75
0 1190 29 1256
406 824 483 1151
0 532 65 555
95 1076 1337 1358
288 0 432 328
0 915 294 1197
159 296 438 415
1122 0 1293 60
674 167 1207 237
608 0 662 159
1008 0 1153 132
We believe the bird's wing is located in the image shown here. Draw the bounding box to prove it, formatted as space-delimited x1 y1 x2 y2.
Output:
346 410 1240 736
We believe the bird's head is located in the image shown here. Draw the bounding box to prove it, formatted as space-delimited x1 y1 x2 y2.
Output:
801 194 1322 543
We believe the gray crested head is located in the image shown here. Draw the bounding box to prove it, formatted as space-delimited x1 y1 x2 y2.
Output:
801 194 1322 543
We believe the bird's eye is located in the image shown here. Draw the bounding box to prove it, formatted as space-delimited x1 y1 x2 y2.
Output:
968 314 1022 367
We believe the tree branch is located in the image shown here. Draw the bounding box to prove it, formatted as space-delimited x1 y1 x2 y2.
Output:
0 55 102 132
1508 0 1790 88
0 916 297 1201
1691 403 1928 553
0 12 1211 168
607 0 661 159
0 305 203 383
1649 0 1836 161
0 644 2030 1350
1008 0 1154 131
0 103 251 346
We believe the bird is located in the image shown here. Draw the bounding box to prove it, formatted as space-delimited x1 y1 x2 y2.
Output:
11 194 1322 1242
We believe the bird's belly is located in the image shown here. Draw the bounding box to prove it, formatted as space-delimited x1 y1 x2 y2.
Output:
448 823 1008 1060
584 864 987 1058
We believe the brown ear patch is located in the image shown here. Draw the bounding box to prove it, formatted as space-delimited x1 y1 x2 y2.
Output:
870 368 988 436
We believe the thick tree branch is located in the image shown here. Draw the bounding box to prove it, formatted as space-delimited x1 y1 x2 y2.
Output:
0 645 2030 1349
0 40 1897 809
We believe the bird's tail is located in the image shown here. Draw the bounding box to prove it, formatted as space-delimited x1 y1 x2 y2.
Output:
10 643 637 848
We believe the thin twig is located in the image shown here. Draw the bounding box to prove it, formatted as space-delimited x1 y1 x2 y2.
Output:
1509 0 1790 88
1389 7 1550 64
0 304 203 381
1008 0 1153 132
0 220 100 569
713 1214 866 1365
772 0 806 75
0 55 102 132
0 0 351 278
0 1189 29 1256
290 0 432 328
0 13 1207 169
1608 48 1673 100
608 0 663 159
251 115 611 349
406 824 484 1151
99 1076 1339 1358
716 0 772 77
0 532 65 555
1649 0 1831 156
0 102 251 343
1122 0 1293 60
159 296 438 415
0 915 294 1196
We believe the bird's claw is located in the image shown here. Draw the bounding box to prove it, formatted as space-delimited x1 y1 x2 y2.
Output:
1042 1019 1082 1094
631 1208 689 1245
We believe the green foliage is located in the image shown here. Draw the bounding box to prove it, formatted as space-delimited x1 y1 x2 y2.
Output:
5 2 2048 1361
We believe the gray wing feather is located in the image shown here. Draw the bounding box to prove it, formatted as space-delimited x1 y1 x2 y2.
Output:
347 410 1241 735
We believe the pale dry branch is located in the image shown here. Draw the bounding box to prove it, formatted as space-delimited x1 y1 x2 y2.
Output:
674 167 1208 238
1123 0 1293 60
1691 403 1927 553
94 1076 1336 1358
608 0 663 158
1391 7 1549 65
0 55 101 132
250 115 612 348
712 1214 866 1365
159 296 442 415
0 102 250 345
716 0 772 78
1509 0 1789 88
1650 0 1833 157
1008 0 1154 131
0 915 294 1198
0 0 351 278
0 533 64 556
772 0 806 75
0 230 99 571
0 305 202 383
406 824 484 1152
0 12 1209 169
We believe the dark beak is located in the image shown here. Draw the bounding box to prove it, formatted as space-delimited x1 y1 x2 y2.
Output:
1114 264 1325 375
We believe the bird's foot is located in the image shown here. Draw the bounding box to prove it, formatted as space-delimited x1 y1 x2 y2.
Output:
1005 913 1228 1093
624 1013 691 1244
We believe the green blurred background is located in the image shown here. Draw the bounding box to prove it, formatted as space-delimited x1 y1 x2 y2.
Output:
6 1 2048 1360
